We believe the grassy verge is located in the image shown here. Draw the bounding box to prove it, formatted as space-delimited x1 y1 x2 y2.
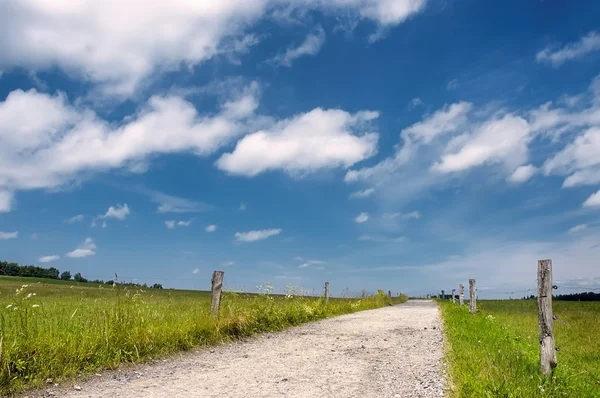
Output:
0 277 407 394
439 300 600 397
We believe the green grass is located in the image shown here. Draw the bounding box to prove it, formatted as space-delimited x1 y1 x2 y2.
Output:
440 300 600 398
0 276 407 394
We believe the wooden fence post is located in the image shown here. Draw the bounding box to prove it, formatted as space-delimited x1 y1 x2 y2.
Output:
459 284 464 306
441 290 445 300
388 290 392 299
469 279 476 313
211 270 224 317
538 259 557 375
451 289 456 304
324 281 330 304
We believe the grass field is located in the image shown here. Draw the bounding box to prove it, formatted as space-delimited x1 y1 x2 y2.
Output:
440 299 600 397
0 276 407 394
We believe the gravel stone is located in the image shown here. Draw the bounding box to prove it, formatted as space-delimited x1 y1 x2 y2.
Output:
33 300 445 398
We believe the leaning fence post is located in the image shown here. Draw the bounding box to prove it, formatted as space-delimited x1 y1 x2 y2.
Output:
469 279 476 313
459 284 464 306
211 270 224 317
451 288 456 304
538 259 557 375
324 281 330 304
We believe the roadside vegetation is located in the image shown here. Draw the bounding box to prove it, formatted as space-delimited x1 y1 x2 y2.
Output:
440 300 600 397
0 276 407 394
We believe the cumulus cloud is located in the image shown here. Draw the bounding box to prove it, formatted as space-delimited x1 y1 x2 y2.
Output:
537 31 600 67
0 1 426 97
205 224 217 232
355 212 369 223
583 190 600 208
270 27 325 67
0 190 13 213
349 188 375 198
101 204 130 220
0 231 18 240
66 237 96 258
235 228 281 242
446 79 459 90
217 108 379 177
568 224 587 234
432 115 531 174
66 214 84 224
298 260 325 269
39 255 60 263
165 221 176 229
508 164 537 184
165 219 193 229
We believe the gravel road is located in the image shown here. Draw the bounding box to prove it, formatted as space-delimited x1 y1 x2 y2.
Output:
35 300 445 398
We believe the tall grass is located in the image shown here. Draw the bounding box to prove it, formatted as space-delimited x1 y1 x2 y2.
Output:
0 277 407 394
440 300 600 397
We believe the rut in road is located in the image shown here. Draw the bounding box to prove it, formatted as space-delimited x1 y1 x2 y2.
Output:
43 300 445 398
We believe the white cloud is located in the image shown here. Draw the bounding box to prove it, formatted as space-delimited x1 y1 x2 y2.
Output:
239 202 247 211
0 86 259 208
235 228 281 242
298 260 325 269
66 214 84 224
432 115 531 174
101 204 130 220
166 219 193 229
508 164 537 184
205 224 217 232
270 27 325 67
0 1 426 97
358 234 406 243
583 190 600 208
409 97 424 108
446 79 458 90
355 212 369 223
39 255 60 263
222 261 235 266
568 224 588 234
0 190 14 213
217 108 379 177
66 237 96 258
537 31 600 67
0 231 18 240
349 188 375 199
387 211 421 220
192 268 200 274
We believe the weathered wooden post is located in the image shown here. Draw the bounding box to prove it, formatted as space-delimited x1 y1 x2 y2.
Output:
451 289 456 303
441 290 445 300
388 290 392 299
210 270 224 317
469 279 476 313
324 281 330 304
538 259 557 375
459 284 464 306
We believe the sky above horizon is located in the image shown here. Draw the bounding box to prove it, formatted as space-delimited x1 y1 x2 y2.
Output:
1 0 600 298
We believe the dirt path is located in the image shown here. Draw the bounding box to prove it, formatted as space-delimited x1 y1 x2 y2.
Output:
38 300 445 398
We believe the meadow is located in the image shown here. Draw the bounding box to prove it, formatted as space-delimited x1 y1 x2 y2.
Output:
440 299 600 397
0 276 406 394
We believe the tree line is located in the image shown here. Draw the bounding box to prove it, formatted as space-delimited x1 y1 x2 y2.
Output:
0 260 163 289
522 292 600 301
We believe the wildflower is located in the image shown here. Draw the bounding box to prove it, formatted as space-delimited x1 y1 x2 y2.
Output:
6 304 12 309
32 304 40 308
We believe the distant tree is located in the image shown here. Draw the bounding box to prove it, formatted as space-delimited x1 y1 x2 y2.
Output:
151 283 163 289
60 271 72 281
73 272 88 283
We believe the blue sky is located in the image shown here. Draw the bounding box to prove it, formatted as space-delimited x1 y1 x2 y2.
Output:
1 0 600 298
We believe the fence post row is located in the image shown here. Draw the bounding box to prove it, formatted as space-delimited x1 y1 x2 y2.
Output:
459 284 464 306
537 259 557 375
469 279 476 313
324 281 330 304
211 270 224 317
